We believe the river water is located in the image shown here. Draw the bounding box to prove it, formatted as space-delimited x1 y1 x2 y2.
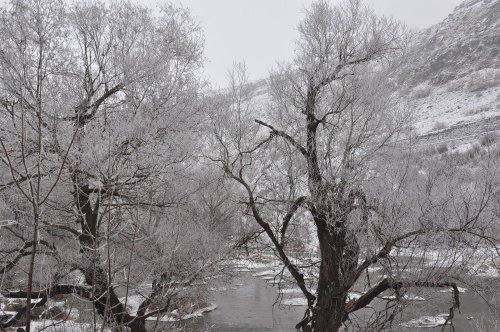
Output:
174 275 304 331
170 267 500 332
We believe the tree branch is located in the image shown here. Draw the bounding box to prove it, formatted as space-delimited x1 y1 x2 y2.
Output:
226 171 316 305
0 240 56 274
254 119 309 158
280 196 307 247
345 278 460 327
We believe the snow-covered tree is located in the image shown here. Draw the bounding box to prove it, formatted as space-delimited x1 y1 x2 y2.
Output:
0 1 227 331
210 1 500 331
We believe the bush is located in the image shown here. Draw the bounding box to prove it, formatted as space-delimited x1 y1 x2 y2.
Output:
435 143 448 154
411 84 432 99
466 68 500 92
465 144 482 159
466 106 490 116
480 132 497 147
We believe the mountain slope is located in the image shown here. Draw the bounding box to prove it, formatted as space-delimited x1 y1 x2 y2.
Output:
242 0 500 152
391 0 500 148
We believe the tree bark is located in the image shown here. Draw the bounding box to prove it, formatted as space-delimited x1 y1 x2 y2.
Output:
304 80 357 331
310 214 352 332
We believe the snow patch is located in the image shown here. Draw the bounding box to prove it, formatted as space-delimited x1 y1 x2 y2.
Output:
281 298 308 306
439 287 467 293
279 288 303 294
382 294 425 301
347 292 364 301
252 270 276 277
401 314 448 328
119 295 146 316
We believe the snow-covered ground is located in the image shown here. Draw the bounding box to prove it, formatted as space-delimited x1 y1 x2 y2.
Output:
390 246 499 278
411 85 500 138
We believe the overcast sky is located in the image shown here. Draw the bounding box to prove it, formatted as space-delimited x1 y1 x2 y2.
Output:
147 0 462 88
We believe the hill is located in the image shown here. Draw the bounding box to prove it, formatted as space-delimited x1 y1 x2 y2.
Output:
391 0 500 150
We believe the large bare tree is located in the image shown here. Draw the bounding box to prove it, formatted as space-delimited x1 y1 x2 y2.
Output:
0 1 229 331
210 1 500 331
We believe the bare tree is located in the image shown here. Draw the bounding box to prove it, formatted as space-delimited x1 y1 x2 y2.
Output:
210 1 500 331
0 1 228 331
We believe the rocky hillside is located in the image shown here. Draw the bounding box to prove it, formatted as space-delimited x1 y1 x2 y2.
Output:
242 0 500 153
391 0 500 150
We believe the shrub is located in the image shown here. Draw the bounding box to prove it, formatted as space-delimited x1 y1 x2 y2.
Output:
480 132 497 147
466 68 500 92
411 84 432 99
435 143 448 154
465 144 482 159
466 106 490 116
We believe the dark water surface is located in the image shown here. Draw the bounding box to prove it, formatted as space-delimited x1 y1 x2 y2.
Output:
170 270 500 332
172 275 304 331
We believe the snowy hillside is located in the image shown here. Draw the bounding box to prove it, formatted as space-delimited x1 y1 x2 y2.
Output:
241 0 500 152
391 0 500 148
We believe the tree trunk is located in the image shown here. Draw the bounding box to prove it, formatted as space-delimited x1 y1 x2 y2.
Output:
79 250 147 332
310 214 353 332
314 256 347 332
314 291 346 332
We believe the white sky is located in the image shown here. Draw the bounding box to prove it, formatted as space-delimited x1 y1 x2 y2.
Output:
0 0 464 87
150 0 463 88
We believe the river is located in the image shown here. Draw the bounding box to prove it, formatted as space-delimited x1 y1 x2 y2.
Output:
169 267 500 332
